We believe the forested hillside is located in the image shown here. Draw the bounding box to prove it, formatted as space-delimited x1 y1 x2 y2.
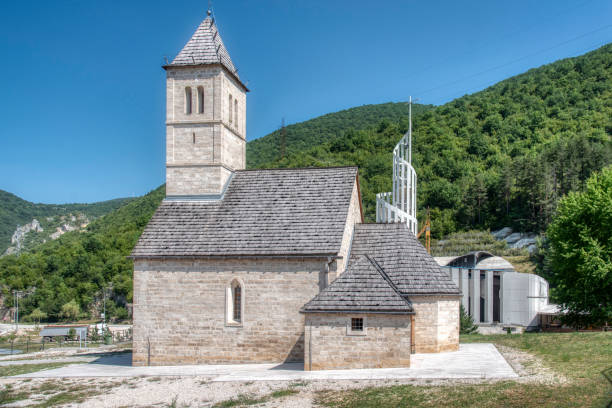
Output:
247 102 432 167
250 44 612 236
0 186 164 321
0 190 132 254
1 44 610 321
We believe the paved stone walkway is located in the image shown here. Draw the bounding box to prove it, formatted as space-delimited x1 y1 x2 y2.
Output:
11 343 517 380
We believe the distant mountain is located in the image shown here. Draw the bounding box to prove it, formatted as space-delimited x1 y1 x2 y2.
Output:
0 189 133 255
0 186 164 321
247 102 433 168
250 44 612 236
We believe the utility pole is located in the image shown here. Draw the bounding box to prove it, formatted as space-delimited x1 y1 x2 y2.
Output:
13 290 22 332
280 117 287 160
408 96 412 164
103 286 107 329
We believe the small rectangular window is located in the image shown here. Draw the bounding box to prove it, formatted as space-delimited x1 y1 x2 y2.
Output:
351 317 363 331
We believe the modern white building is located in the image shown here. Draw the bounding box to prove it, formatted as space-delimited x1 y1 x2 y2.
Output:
435 252 559 331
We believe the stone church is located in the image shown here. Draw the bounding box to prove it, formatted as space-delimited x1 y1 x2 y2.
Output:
131 10 460 370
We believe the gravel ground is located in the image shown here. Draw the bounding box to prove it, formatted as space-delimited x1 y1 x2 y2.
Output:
0 344 565 407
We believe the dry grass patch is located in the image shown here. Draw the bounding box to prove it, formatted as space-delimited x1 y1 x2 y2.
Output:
316 332 611 407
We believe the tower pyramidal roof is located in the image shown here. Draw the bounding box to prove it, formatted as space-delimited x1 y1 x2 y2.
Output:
168 11 244 86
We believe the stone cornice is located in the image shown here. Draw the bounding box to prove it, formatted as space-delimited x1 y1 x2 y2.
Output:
166 120 245 141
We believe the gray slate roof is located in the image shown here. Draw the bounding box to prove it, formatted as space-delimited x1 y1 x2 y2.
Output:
169 14 239 78
302 255 413 314
131 167 359 258
349 223 461 295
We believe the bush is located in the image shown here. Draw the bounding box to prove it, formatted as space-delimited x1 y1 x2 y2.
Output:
460 305 478 334
60 300 80 322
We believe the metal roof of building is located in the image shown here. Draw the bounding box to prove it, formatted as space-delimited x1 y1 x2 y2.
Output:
474 256 515 271
131 167 359 258
435 252 515 271
39 326 88 337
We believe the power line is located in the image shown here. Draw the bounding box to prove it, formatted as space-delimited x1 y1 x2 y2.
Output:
401 0 596 81
456 39 611 99
413 23 612 98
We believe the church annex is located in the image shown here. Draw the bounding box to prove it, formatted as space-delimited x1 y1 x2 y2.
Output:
131 10 460 370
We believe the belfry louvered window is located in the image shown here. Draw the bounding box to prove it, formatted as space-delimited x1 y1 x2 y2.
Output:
197 86 204 114
228 94 233 123
185 87 192 115
234 99 238 128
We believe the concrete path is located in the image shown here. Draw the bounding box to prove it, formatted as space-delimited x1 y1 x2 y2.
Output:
11 343 517 381
0 356 100 366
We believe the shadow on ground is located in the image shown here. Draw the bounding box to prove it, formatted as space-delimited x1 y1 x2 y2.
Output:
89 352 132 366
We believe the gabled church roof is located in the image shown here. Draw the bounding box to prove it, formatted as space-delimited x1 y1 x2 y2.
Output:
130 167 359 258
348 223 461 295
301 255 414 314
167 12 243 85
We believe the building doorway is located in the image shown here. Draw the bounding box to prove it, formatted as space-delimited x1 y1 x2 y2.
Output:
493 275 501 322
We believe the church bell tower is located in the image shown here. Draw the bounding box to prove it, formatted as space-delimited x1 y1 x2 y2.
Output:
164 10 248 198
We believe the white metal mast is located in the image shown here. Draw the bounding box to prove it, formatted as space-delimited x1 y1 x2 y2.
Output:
375 97 418 235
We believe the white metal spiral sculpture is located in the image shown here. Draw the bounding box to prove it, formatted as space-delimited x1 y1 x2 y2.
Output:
375 99 418 235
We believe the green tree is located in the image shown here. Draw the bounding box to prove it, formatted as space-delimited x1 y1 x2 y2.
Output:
60 300 80 322
28 308 47 326
546 166 612 325
67 327 76 341
460 305 478 334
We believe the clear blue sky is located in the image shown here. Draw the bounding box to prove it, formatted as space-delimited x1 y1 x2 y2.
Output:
1 0 610 204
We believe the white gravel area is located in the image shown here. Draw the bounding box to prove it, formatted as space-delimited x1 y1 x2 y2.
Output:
0 344 565 407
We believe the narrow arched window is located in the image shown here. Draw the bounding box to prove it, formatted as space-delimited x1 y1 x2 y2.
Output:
185 87 192 115
233 285 241 322
197 86 204 114
226 279 243 325
228 94 233 123
234 99 238 128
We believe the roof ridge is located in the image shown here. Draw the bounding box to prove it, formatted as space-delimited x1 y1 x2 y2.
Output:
237 166 358 172
168 14 244 88
209 17 222 65
365 255 412 306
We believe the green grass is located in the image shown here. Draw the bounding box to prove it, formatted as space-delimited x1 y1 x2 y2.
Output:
0 384 29 405
213 386 302 407
315 332 612 408
212 394 268 407
271 388 299 398
0 362 73 377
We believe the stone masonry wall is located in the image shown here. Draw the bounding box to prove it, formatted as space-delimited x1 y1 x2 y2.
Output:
334 179 363 280
166 165 232 196
165 66 245 196
304 313 411 370
132 258 329 366
410 296 460 353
